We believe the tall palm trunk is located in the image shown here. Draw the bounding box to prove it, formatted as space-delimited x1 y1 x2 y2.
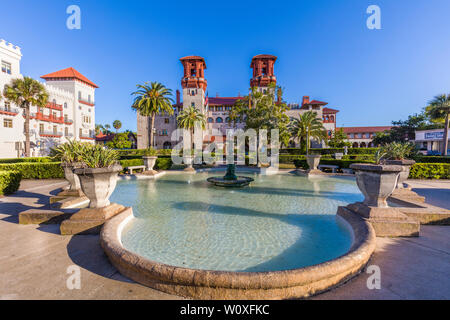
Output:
24 103 31 157
443 113 449 156
149 114 156 148
306 130 310 156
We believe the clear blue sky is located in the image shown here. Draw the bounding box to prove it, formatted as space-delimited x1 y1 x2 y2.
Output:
2 0 450 131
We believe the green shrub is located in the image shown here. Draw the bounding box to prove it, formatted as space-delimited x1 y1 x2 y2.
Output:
293 158 374 169
0 171 22 195
282 148 380 156
0 162 63 179
0 157 52 164
119 159 144 169
413 156 450 164
409 163 450 179
155 157 173 170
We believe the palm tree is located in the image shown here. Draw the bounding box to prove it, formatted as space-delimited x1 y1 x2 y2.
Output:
289 111 327 155
177 106 206 150
3 77 49 157
131 82 173 147
113 120 122 133
426 94 450 155
95 124 104 135
104 124 111 134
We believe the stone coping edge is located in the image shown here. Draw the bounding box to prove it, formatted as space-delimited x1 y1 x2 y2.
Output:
100 208 376 299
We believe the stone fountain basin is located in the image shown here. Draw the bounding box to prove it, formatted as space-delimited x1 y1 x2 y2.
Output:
100 208 376 300
206 176 254 187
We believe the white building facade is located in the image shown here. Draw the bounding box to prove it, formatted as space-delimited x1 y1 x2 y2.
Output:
0 39 97 158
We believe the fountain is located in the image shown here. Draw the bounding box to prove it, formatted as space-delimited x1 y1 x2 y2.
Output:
207 164 254 187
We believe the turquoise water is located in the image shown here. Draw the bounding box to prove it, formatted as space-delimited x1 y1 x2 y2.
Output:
110 172 364 272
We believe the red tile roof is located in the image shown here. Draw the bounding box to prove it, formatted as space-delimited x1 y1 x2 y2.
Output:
95 133 114 141
252 54 277 60
180 56 205 61
338 126 393 134
323 107 339 113
208 97 244 106
308 100 328 105
41 67 98 88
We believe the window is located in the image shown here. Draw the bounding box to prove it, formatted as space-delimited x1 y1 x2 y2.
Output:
89 129 93 137
39 124 44 133
225 117 230 123
191 102 195 108
162 129 168 136
3 119 13 128
226 106 232 111
53 126 57 134
52 112 57 118
4 101 11 112
88 95 91 103
1 61 12 74
64 114 68 122
207 117 214 123
216 117 223 123
78 91 81 99
217 106 223 111
79 128 83 137
65 127 69 136
64 103 67 109
164 118 169 124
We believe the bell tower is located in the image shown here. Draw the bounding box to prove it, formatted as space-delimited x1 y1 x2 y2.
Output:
180 56 207 115
250 54 277 94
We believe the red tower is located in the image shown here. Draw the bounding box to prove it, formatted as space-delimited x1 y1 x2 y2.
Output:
180 56 207 91
250 54 277 88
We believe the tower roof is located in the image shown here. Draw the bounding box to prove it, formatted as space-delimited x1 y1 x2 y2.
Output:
41 67 99 88
180 56 207 69
250 54 277 67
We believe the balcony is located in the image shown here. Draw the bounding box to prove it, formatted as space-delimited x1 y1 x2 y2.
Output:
0 106 19 116
27 112 65 124
78 99 95 107
39 131 63 138
46 102 63 111
64 118 74 125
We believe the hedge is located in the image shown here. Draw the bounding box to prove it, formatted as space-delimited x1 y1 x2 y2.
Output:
119 157 173 171
413 156 450 164
0 162 64 179
0 171 22 195
293 159 375 170
409 163 450 179
0 157 52 164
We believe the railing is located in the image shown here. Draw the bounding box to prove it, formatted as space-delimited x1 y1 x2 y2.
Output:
78 99 95 106
0 106 19 115
64 118 74 125
26 112 65 124
39 131 63 138
46 102 63 111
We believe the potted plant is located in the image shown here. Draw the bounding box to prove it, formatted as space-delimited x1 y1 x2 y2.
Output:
143 147 158 174
73 144 122 208
50 140 84 195
381 142 416 189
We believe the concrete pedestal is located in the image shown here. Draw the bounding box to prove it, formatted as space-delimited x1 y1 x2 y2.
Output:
60 203 127 235
342 202 420 237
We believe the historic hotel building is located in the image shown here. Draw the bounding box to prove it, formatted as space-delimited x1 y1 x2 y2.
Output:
0 39 97 158
137 55 339 149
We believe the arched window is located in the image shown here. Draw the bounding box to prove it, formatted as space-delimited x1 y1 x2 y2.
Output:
225 117 230 123
163 141 171 149
330 115 334 122
207 117 214 123
216 117 223 123
64 103 67 109
360 142 367 148
352 142 359 148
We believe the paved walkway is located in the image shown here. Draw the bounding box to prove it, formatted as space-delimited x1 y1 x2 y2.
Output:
0 179 448 300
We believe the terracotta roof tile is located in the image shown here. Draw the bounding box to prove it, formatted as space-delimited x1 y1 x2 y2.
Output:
41 67 98 88
338 126 393 134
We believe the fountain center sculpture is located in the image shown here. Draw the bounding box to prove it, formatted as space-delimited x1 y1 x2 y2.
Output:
207 164 254 187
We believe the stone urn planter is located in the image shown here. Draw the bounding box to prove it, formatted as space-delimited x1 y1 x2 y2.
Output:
143 156 158 174
350 163 403 207
306 155 321 172
74 164 122 208
62 162 81 191
385 159 415 189
183 155 195 172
